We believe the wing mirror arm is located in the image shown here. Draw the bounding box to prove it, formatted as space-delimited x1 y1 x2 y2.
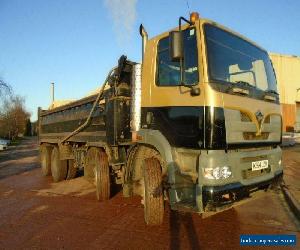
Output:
169 17 200 96
178 17 192 86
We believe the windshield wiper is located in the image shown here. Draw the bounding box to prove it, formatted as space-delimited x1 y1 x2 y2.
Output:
226 80 252 95
234 80 255 88
265 89 279 95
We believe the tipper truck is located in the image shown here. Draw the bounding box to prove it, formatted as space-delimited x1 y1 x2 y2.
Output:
38 12 283 225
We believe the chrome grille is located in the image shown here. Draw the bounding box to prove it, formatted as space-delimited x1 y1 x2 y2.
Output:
243 132 269 140
240 112 251 122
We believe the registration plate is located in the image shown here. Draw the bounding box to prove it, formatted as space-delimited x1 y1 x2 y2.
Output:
252 160 268 171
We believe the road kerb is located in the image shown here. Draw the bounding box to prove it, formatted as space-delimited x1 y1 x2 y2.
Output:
281 185 300 221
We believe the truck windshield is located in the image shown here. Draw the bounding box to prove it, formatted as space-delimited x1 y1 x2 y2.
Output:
205 24 277 93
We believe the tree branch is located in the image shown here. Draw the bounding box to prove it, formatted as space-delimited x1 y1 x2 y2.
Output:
0 78 12 97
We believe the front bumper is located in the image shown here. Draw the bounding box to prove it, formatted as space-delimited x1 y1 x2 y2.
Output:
202 170 283 211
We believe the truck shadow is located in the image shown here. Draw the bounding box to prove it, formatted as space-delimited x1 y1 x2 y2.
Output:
168 208 243 250
170 210 201 250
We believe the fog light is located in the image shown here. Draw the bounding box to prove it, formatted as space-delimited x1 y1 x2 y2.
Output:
203 166 232 180
221 166 232 179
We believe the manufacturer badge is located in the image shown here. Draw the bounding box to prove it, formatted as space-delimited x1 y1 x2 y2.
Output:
255 110 264 124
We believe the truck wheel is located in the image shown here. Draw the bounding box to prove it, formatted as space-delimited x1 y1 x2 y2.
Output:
86 147 111 200
143 157 164 225
40 145 52 176
123 146 138 197
51 147 68 182
95 150 110 201
85 148 96 181
66 160 77 180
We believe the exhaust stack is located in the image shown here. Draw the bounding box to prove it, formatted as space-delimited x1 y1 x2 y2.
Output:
139 24 148 62
130 63 142 133
51 82 55 103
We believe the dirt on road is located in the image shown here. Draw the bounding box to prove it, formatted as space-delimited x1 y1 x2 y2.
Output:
0 138 299 249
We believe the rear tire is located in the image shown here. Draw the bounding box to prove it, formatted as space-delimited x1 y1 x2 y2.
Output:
143 158 164 225
122 146 138 197
40 145 52 176
66 160 77 180
85 148 96 181
95 150 110 201
86 147 110 201
51 147 68 182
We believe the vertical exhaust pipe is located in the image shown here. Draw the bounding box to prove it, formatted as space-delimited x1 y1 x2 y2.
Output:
131 63 142 133
50 82 55 103
139 24 148 62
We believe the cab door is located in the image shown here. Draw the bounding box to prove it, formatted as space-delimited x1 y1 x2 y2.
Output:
140 23 207 148
141 24 204 108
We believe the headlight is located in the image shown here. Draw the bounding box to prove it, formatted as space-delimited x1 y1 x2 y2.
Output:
203 166 232 180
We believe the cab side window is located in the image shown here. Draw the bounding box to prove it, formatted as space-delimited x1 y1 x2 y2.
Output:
157 28 199 86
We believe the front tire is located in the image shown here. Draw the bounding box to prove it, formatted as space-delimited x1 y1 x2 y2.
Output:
143 157 164 225
51 146 68 182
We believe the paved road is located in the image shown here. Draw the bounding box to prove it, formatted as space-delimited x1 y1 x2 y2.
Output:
0 138 38 179
0 138 299 249
282 145 300 213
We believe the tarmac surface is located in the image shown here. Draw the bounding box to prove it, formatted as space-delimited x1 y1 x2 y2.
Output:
0 137 299 249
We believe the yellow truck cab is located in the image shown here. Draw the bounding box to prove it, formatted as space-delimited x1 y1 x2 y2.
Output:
137 13 282 214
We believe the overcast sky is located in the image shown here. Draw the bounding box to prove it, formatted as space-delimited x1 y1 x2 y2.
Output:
0 0 299 120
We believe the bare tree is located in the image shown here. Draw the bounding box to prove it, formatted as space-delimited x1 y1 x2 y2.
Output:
0 78 12 97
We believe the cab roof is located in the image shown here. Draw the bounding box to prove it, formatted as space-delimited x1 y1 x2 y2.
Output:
148 17 267 53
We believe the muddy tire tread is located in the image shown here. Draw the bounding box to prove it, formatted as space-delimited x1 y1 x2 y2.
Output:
144 157 164 225
96 150 110 201
51 147 68 182
40 145 52 176
66 160 77 180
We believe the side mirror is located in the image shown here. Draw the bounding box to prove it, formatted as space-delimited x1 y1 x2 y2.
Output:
169 31 183 62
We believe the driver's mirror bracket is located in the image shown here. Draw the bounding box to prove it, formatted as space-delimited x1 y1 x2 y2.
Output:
191 87 200 96
169 31 183 62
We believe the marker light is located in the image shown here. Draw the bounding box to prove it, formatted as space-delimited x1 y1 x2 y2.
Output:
190 12 200 23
